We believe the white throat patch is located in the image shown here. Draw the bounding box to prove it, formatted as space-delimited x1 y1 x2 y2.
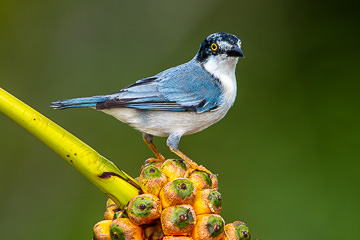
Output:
203 55 238 106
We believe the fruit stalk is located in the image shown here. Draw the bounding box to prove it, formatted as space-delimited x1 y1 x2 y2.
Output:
0 87 140 207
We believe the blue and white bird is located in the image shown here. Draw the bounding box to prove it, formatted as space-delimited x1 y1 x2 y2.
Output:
51 32 244 173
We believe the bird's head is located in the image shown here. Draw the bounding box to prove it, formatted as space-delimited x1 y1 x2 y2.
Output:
195 32 244 84
196 32 244 64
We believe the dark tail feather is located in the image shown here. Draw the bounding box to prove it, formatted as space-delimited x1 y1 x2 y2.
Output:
50 96 109 110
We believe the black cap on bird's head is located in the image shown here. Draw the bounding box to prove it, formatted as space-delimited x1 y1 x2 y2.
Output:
196 32 244 63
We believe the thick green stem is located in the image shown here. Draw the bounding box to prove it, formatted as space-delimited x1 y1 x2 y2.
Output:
0 88 140 207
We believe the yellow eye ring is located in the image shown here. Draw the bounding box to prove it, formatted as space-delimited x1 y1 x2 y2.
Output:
211 43 218 51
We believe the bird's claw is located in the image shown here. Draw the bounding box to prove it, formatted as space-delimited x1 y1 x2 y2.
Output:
144 157 165 165
184 164 212 178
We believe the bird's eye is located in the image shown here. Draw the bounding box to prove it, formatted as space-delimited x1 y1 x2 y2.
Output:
211 43 218 51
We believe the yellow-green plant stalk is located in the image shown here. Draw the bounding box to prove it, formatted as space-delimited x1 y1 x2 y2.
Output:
0 88 140 207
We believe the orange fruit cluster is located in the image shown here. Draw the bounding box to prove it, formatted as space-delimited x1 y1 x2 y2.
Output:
92 159 251 240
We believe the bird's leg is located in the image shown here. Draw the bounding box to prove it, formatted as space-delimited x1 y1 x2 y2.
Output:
143 133 165 163
167 134 212 177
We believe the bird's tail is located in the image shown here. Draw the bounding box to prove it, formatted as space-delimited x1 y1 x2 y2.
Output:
50 96 110 110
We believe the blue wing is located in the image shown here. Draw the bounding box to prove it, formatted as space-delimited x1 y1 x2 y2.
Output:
96 60 224 113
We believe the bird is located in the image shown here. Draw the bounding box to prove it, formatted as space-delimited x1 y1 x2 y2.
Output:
50 32 244 174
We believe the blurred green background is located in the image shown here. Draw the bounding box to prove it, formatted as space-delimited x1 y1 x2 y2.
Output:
1 0 359 239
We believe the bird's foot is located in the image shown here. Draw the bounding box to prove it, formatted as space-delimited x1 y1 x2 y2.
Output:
184 163 212 178
144 157 165 165
168 146 213 177
141 157 165 173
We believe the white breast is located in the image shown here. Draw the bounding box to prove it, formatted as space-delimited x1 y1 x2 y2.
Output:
202 56 238 106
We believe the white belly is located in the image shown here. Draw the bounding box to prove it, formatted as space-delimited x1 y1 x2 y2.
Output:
101 103 232 137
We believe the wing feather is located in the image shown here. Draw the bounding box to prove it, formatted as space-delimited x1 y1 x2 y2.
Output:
96 60 223 113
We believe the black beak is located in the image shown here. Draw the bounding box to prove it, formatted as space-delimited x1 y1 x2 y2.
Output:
226 46 244 58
